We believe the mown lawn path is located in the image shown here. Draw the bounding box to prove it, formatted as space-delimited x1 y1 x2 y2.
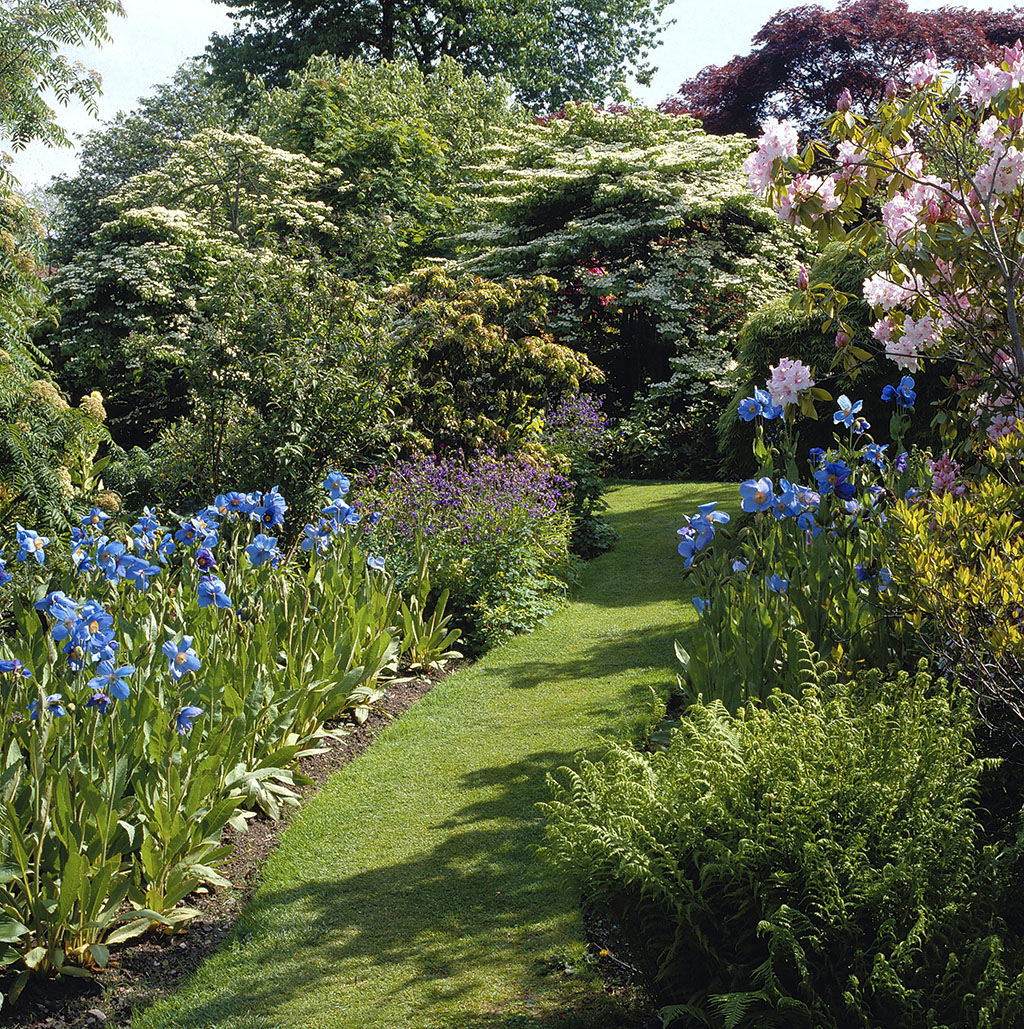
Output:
133 482 734 1029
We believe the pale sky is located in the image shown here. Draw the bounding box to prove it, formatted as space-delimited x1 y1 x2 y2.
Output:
8 0 1024 187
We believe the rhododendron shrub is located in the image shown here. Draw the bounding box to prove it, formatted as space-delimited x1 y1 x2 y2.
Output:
747 42 1024 444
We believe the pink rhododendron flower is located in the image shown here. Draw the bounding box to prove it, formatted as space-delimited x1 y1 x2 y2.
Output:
863 271 919 310
908 50 940 89
871 317 895 343
743 117 799 194
774 173 841 224
767 357 814 407
974 146 1024 196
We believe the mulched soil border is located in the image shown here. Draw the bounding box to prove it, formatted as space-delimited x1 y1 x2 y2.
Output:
3 670 446 1029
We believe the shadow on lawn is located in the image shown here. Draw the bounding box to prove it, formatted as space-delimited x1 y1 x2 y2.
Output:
150 750 650 1028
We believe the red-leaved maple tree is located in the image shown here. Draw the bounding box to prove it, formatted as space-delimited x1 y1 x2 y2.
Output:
660 0 1024 135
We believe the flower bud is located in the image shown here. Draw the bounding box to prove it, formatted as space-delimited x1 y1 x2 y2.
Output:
836 88 853 113
884 77 898 101
798 265 810 291
834 329 850 349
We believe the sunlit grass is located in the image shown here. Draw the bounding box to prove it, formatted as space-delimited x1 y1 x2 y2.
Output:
132 482 736 1029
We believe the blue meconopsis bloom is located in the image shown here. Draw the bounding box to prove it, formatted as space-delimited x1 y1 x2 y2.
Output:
881 375 916 408
324 471 351 499
176 705 204 735
88 660 135 702
0 658 31 679
692 597 707 613
766 574 789 594
738 389 784 422
16 524 49 565
860 443 888 470
163 636 200 680
81 507 109 532
770 480 802 520
367 554 386 572
198 575 233 609
254 487 287 529
301 520 333 556
814 460 856 499
29 694 66 719
740 477 775 513
833 395 863 429
245 534 280 568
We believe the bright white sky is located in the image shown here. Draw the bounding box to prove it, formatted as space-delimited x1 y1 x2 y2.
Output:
8 0 1024 187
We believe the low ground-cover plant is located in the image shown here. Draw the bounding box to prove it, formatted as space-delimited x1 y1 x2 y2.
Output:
0 471 448 1007
360 449 573 650
543 662 1024 1028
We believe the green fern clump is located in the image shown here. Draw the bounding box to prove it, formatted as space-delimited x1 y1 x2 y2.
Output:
542 664 1024 1028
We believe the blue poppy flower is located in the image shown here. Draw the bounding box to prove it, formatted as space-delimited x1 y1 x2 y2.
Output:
861 443 887 470
731 558 749 573
797 512 823 538
163 636 201 680
881 375 916 407
814 460 853 496
16 524 49 565
88 660 135 701
738 396 762 422
156 533 176 564
301 521 333 555
176 705 204 735
198 575 233 608
367 555 386 572
254 487 287 529
808 447 826 466
771 480 802 520
245 534 280 568
86 692 111 714
754 388 784 420
833 395 863 428
70 528 94 572
0 557 10 586
195 547 217 571
739 477 775 513
0 658 30 679
118 555 161 590
692 597 707 613
224 491 252 516
81 507 109 531
75 600 113 647
324 472 351 499
29 694 66 719
95 538 125 581
766 574 789 594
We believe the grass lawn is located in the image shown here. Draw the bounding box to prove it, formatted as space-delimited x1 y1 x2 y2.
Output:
132 481 735 1029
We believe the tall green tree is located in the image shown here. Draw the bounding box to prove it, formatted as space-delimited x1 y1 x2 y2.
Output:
47 59 231 262
261 55 518 279
0 0 123 164
207 0 671 109
452 104 806 476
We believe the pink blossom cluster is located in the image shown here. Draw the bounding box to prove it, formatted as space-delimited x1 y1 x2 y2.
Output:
863 270 920 310
974 146 1024 197
835 140 869 181
775 173 841 224
974 391 1023 441
885 313 941 371
967 41 1024 106
907 50 940 89
929 452 966 496
766 357 814 407
743 117 799 195
887 135 924 179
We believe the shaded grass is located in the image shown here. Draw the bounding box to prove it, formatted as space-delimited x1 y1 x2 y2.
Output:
131 482 736 1029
